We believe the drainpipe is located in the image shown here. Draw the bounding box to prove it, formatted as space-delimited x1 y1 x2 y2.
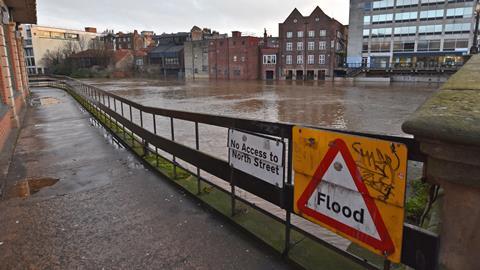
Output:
470 1 480 54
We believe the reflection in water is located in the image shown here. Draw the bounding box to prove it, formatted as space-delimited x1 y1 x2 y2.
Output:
83 78 438 251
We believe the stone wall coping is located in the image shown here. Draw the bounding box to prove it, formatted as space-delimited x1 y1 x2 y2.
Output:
402 55 480 147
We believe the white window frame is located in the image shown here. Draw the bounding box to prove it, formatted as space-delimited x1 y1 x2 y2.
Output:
286 32 293 38
297 55 304 64
319 30 327 37
263 55 277 64
297 31 304 38
319 41 326 50
307 55 315 64
286 55 292 65
286 42 293 51
307 41 315 51
308 30 315 37
297 42 304 51
319 54 326 65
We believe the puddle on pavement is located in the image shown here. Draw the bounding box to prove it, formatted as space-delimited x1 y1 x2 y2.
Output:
10 178 59 198
30 97 61 107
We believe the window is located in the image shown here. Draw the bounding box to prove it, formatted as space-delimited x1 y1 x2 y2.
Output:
319 54 325 65
286 42 293 51
396 0 419 7
233 55 238 62
263 55 277 64
417 39 441 51
50 31 64 39
24 48 33 57
394 26 417 36
307 55 315 64
297 55 303 64
241 56 245 62
364 16 371 25
65 33 79 40
420 0 444 5
372 0 394 10
370 41 391 52
393 41 415 52
444 23 470 34
165 57 179 65
362 42 369 52
363 29 370 38
443 39 469 51
446 7 473 19
395 12 418 22
297 31 304 38
319 30 326 37
286 55 292 65
319 41 326 50
419 9 444 21
372 13 394 24
371 27 392 37
308 41 315 50
297 42 304 51
286 32 293 38
418 25 443 35
308 30 315 37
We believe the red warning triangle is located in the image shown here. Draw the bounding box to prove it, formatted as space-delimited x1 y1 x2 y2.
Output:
297 138 394 254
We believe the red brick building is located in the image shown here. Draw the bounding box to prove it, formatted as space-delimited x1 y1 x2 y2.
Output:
0 0 36 155
115 30 144 51
278 7 347 80
208 31 260 80
260 29 280 80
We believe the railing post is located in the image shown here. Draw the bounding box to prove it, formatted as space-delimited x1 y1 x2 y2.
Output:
170 117 177 179
195 122 201 194
283 137 293 256
153 114 159 168
129 105 134 146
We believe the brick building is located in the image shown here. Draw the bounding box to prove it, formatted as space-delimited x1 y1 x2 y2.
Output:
0 0 36 156
208 31 261 80
278 6 347 80
184 26 227 79
115 30 144 51
260 29 280 80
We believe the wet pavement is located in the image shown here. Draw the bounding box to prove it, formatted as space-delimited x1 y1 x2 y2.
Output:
0 88 291 269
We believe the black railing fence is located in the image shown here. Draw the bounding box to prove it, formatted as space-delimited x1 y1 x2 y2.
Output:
29 76 438 270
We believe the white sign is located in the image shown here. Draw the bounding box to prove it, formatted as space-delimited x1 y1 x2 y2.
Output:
228 129 284 187
305 152 380 239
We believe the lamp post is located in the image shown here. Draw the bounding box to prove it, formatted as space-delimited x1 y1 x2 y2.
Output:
470 1 480 54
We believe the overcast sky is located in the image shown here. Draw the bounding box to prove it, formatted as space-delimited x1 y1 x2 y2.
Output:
37 0 350 36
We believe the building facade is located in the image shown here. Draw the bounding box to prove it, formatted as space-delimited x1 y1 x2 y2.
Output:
278 7 347 80
22 25 99 74
208 31 261 80
148 32 189 78
260 30 280 80
347 0 479 69
184 26 227 79
0 0 36 155
115 30 144 51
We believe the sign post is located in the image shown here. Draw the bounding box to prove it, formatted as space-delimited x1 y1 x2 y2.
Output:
292 127 407 263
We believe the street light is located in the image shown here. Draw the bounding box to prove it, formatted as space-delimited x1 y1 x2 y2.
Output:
470 0 480 54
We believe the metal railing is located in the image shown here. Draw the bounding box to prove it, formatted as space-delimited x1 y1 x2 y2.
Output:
30 76 437 270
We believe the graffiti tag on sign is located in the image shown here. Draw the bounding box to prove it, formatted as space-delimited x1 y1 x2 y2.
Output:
292 127 407 263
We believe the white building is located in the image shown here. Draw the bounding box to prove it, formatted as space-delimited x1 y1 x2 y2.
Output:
347 0 480 69
22 25 100 74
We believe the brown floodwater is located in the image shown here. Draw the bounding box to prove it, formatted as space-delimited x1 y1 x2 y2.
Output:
83 78 438 136
82 78 439 252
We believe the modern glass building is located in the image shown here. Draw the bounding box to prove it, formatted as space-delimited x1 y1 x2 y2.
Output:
347 0 479 68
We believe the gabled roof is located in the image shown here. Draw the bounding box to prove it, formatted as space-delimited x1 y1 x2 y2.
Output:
283 8 304 23
191 26 202 32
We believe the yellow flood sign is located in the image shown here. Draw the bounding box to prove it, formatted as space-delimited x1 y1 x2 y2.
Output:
293 126 407 263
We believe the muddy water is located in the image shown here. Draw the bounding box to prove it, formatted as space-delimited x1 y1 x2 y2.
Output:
83 78 439 251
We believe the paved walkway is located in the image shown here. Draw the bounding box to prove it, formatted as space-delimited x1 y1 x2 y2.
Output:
0 88 291 269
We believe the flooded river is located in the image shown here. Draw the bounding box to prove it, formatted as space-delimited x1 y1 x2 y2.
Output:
83 78 439 252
